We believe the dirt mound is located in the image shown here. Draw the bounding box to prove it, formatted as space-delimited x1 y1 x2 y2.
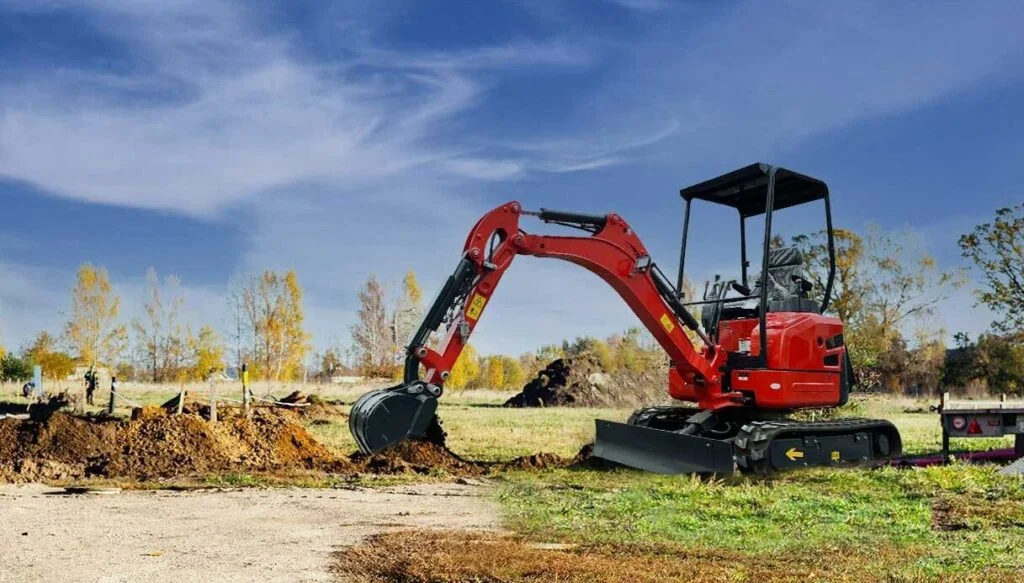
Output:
0 408 353 483
505 353 669 408
498 452 574 471
352 440 483 476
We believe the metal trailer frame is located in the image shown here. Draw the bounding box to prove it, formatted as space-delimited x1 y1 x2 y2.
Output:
937 392 1024 462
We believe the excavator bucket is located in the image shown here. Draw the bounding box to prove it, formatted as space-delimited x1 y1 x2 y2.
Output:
349 386 439 454
593 419 735 474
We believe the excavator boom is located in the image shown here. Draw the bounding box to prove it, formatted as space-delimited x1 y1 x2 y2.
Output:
350 201 733 455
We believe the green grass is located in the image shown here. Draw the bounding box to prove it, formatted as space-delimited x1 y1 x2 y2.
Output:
497 465 1024 578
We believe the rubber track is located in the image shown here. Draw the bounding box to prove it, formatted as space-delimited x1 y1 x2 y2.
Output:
734 417 902 474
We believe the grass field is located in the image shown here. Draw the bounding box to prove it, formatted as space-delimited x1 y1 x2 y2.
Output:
6 381 1023 580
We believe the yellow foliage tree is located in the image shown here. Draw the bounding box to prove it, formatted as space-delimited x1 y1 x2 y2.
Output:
24 331 75 380
239 270 310 381
500 356 524 390
189 325 225 380
485 355 505 389
64 263 126 366
446 343 480 389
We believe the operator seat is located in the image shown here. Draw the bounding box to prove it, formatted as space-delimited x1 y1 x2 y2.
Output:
761 247 819 313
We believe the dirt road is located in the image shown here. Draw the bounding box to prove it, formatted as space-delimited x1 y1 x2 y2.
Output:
0 482 498 583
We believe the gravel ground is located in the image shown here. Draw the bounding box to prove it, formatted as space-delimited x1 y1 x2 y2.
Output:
0 483 498 583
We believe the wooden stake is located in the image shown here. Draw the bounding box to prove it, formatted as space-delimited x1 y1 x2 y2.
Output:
241 363 250 416
209 377 217 423
176 385 186 415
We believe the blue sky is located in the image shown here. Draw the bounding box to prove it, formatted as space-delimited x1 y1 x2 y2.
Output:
1 0 1022 357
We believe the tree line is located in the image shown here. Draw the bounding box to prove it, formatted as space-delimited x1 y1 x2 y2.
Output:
0 265 309 384
1 203 1021 395
795 203 1023 395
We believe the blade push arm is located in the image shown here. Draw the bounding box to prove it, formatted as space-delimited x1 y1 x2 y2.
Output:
404 202 726 395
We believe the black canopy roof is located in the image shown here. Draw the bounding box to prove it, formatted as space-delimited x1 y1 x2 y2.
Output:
679 163 828 217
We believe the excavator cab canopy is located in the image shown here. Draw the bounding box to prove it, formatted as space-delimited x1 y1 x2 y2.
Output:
676 163 836 365
680 163 829 218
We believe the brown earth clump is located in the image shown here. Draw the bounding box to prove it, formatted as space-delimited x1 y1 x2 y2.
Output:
498 452 574 471
0 407 353 483
351 440 484 476
504 353 668 408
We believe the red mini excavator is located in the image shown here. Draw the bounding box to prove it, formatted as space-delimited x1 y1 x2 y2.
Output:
349 163 902 474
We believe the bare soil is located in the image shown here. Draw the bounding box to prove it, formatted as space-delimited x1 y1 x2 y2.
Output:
0 483 497 583
334 529 1018 583
0 408 353 483
0 406 585 484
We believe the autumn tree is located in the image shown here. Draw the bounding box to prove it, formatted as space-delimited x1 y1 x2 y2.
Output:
446 343 480 389
64 264 126 367
959 203 1024 337
484 355 505 389
318 349 343 380
132 268 188 381
188 324 225 381
238 270 310 380
23 331 75 380
792 229 869 325
391 271 424 363
500 355 524 389
862 228 964 344
352 274 392 377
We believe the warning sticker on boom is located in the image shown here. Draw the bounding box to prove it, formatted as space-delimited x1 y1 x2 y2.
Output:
466 293 487 321
659 313 675 334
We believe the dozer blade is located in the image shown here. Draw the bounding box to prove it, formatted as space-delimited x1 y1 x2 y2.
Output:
593 419 735 474
349 386 439 454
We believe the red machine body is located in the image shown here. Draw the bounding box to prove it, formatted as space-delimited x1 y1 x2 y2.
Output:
670 313 846 409
349 163 901 474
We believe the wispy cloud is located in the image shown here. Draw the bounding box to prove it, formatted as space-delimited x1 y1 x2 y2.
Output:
0 1 600 218
1 0 1021 354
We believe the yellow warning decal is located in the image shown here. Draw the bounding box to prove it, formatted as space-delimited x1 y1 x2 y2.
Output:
466 293 487 321
785 447 804 461
659 313 676 334
830 451 841 462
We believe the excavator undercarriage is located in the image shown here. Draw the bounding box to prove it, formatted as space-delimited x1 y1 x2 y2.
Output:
349 163 903 474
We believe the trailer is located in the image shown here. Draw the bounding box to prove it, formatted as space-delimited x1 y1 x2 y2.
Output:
937 392 1024 463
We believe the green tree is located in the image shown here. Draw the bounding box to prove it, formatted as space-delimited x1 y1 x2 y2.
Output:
1 352 32 382
959 203 1024 337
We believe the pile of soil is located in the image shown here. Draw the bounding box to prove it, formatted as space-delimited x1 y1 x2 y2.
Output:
504 353 669 408
352 440 484 476
0 402 593 484
0 408 352 483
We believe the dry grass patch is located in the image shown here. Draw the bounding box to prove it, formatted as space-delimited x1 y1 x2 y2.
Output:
333 529 1019 583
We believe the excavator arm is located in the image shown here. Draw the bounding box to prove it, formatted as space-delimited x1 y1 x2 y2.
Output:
350 201 729 454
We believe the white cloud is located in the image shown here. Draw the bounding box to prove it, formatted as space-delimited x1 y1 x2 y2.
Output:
2 0 1022 357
